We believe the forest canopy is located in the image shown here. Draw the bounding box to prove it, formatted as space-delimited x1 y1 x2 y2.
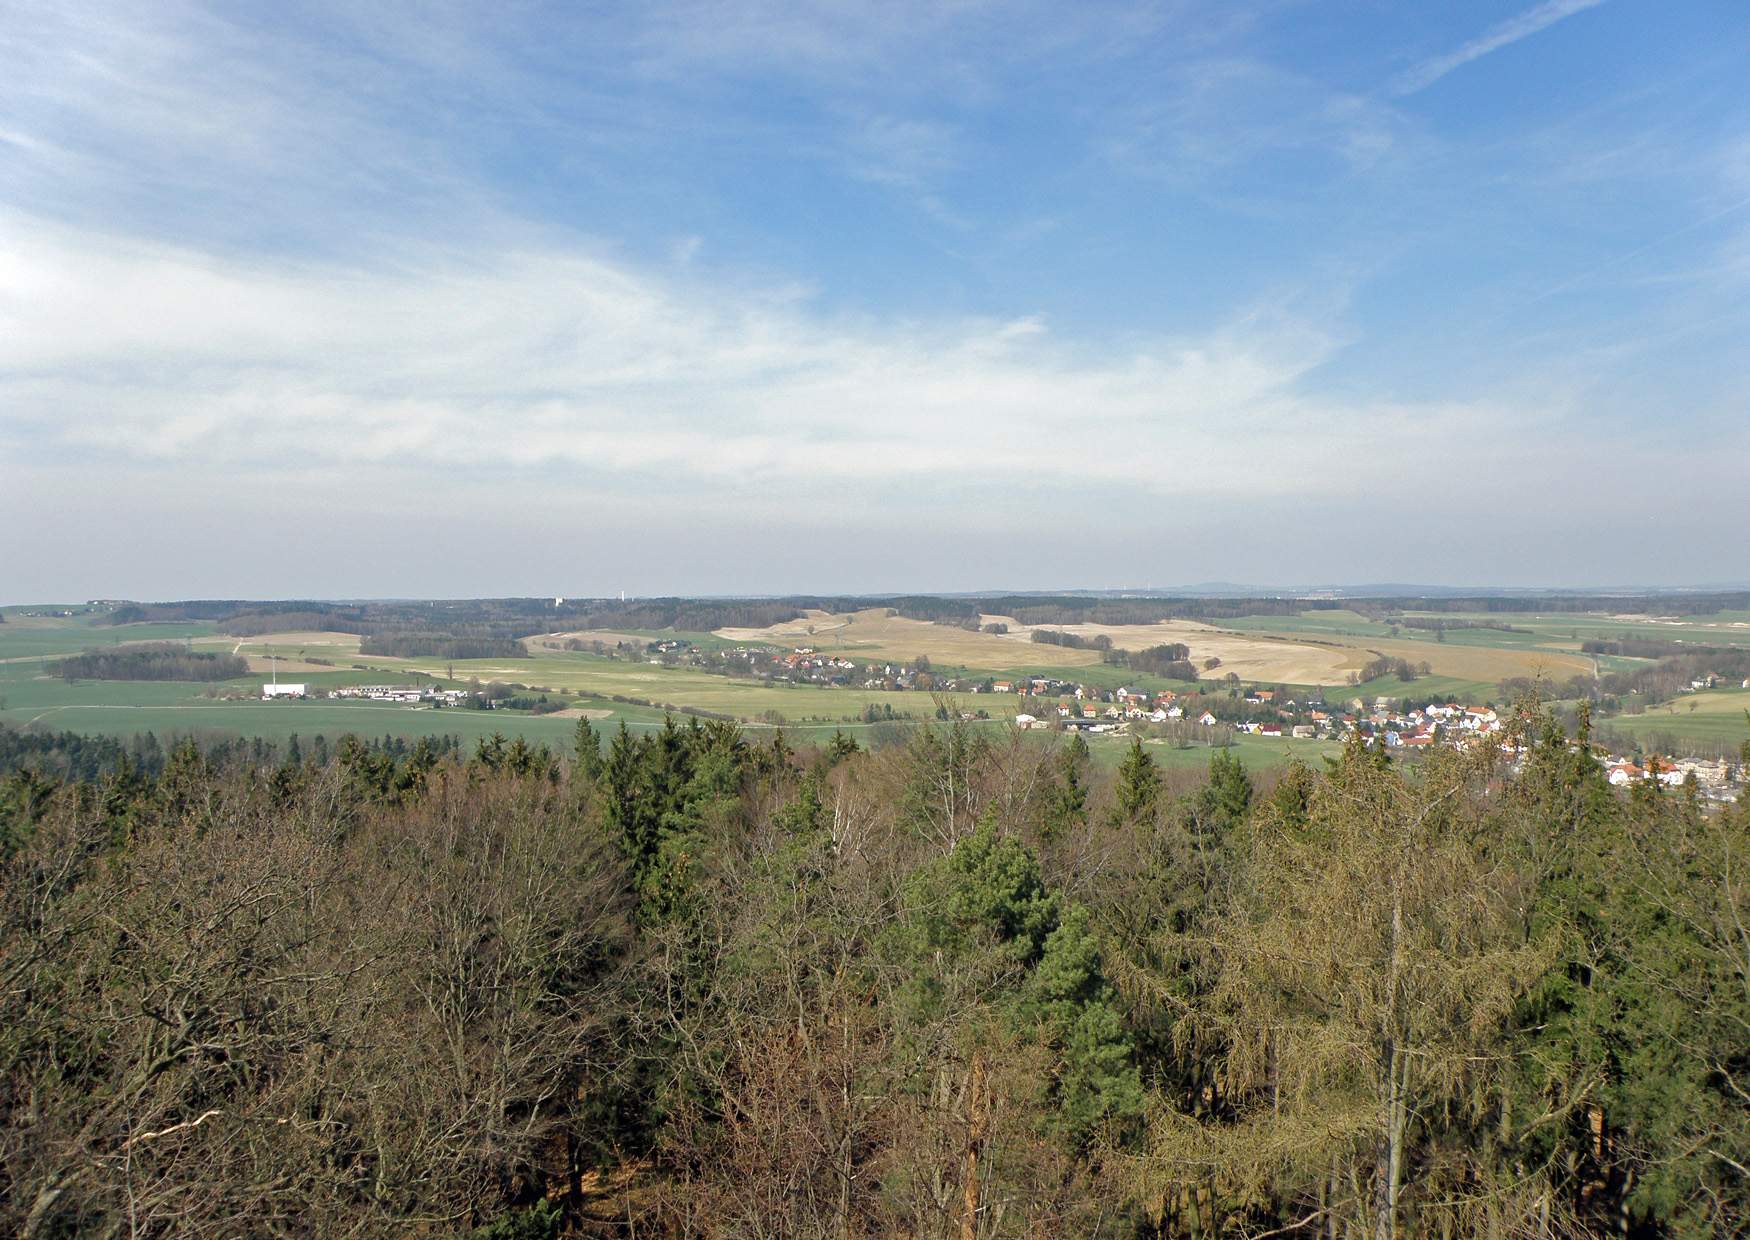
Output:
1 704 1746 1237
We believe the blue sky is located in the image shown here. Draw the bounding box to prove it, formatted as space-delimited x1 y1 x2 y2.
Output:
3 0 1747 600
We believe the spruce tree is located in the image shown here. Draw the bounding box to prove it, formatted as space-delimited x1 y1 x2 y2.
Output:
1043 732 1089 839
572 716 601 783
1110 736 1160 828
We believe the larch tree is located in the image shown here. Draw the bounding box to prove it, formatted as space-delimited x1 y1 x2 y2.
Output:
1134 736 1551 1238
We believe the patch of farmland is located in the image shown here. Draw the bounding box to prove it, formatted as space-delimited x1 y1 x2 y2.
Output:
1593 689 1750 754
1343 637 1593 683
989 617 1361 684
715 608 1106 671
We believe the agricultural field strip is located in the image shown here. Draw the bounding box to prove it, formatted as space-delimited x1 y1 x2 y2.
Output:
713 608 1358 682
10 611 1746 755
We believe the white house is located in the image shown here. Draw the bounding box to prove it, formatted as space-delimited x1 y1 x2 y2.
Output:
262 682 307 699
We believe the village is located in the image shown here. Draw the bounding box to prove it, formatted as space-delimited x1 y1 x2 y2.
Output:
1011 689 1743 802
695 642 1746 801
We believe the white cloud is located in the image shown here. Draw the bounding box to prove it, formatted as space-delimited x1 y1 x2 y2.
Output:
1391 0 1607 97
1 214 1611 516
1104 58 1417 194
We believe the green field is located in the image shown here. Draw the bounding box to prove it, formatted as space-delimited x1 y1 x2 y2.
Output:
0 614 219 660
1590 689 1750 755
1134 732 1342 771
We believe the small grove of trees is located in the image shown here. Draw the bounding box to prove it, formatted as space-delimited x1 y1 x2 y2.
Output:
1016 635 1200 681
1123 644 1198 680
1031 628 1113 651
50 643 248 682
1352 655 1430 684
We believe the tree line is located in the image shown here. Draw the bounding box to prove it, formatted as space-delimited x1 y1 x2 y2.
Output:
49 643 248 682
1 704 1746 1237
359 633 531 659
1355 654 1430 684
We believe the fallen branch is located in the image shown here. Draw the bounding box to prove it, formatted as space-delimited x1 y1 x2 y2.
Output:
125 1110 222 1148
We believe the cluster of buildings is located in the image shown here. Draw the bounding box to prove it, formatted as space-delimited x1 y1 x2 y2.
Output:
1014 692 1743 801
712 646 861 680
260 682 474 705
1369 702 1503 749
1602 755 1736 794
784 649 859 675
326 684 470 705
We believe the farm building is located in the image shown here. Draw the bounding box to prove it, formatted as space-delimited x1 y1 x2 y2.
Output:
262 683 307 699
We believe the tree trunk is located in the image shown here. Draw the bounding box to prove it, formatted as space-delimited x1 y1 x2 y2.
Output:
960 1052 988 1240
1374 880 1408 1240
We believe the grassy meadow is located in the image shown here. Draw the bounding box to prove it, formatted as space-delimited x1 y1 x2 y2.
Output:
1590 688 1750 756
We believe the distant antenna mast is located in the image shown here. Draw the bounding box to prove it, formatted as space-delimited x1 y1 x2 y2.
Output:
270 653 278 688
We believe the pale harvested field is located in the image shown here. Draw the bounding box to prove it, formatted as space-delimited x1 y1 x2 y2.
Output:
716 609 1106 670
190 631 366 671
993 618 1360 684
528 631 664 652
1345 637 1592 683
239 656 337 674
718 608 1366 682
199 631 367 653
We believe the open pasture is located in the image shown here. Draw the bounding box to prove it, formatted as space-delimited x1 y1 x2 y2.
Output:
0 697 667 747
1321 674 1502 708
0 615 220 662
1137 732 1342 771
1422 611 1750 651
1591 688 1750 754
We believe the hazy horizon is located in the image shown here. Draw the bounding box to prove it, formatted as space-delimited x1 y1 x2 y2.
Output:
12 579 1750 610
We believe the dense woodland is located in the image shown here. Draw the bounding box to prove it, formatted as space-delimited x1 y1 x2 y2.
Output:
2 701 1746 1239
49 643 249 682
359 634 532 660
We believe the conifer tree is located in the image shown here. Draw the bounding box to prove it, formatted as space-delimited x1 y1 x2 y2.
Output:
1043 732 1089 839
572 716 601 783
1110 736 1160 828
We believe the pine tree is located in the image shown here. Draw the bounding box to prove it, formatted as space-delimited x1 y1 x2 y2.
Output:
825 729 859 766
1042 732 1089 839
1109 736 1160 828
1197 748 1253 835
572 716 601 783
